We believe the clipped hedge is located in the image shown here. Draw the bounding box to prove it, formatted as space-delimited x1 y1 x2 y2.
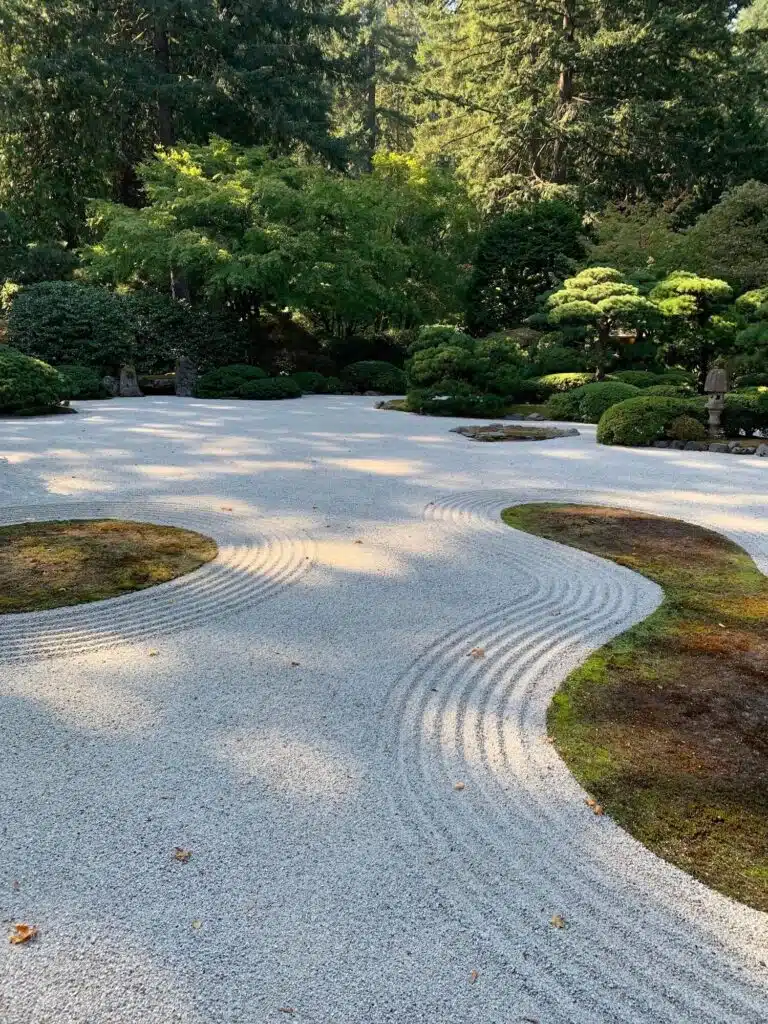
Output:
537 372 593 393
597 396 706 447
289 371 345 394
721 390 768 437
666 415 708 442
643 384 688 397
0 347 66 413
342 360 406 393
544 390 581 421
405 384 506 418
56 364 109 400
195 364 267 399
610 370 662 388
234 377 302 400
575 382 640 422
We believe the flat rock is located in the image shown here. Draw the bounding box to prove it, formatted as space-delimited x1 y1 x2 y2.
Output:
451 424 579 442
709 442 730 453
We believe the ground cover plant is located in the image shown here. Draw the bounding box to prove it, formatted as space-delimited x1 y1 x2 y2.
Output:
501 504 768 912
0 520 218 612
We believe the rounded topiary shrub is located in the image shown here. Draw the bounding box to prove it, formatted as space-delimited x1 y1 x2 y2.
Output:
234 377 302 400
666 415 708 442
644 384 688 397
544 390 581 421
610 370 663 388
0 347 66 413
537 372 594 393
597 396 706 447
195 364 268 399
575 381 640 423
6 281 134 372
409 324 474 354
56 364 109 400
721 390 768 437
289 371 327 393
342 360 406 394
406 384 506 418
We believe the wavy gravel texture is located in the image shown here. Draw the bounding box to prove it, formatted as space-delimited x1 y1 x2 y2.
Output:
0 396 766 1023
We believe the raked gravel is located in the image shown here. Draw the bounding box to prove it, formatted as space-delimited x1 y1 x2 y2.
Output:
0 396 766 1024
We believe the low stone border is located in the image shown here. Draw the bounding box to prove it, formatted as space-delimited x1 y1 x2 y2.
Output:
652 440 768 455
451 423 580 442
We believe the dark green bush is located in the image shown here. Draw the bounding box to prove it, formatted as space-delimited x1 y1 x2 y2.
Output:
234 376 302 400
597 396 706 446
610 370 663 388
735 373 768 388
406 344 477 390
644 384 688 397
544 390 581 421
342 360 407 393
406 383 506 418
409 324 474 354
657 369 696 390
0 347 66 413
7 281 133 372
537 372 594 393
56 364 109 400
666 415 708 442
127 292 245 373
195 364 268 398
289 371 328 393
575 381 640 422
721 390 768 437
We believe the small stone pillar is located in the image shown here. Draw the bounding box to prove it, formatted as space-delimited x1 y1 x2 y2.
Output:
119 364 143 397
704 367 728 438
175 355 197 397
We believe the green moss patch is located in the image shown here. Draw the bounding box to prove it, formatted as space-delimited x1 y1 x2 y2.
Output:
0 520 217 612
501 503 768 912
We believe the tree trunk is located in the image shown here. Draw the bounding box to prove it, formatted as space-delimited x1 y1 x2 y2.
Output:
551 2 576 185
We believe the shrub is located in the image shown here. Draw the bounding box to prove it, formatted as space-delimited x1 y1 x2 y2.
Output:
234 376 302 400
409 324 474 353
666 415 708 442
0 347 66 413
195 364 268 398
6 281 133 372
342 360 407 393
127 292 245 373
610 370 663 388
575 381 640 422
735 373 768 388
289 371 329 393
56 364 109 400
537 372 594 393
657 369 696 388
405 384 506 418
597 396 706 446
644 384 689 397
721 391 768 437
544 390 582 421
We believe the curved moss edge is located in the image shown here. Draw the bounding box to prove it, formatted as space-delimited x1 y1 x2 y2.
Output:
501 503 768 913
0 519 218 613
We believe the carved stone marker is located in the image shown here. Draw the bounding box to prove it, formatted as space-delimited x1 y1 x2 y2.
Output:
119 364 143 397
175 356 197 397
704 367 728 438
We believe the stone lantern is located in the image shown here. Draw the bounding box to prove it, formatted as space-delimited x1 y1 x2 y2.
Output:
704 367 728 438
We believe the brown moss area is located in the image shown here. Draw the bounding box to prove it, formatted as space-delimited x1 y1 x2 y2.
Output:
0 520 218 613
501 504 768 911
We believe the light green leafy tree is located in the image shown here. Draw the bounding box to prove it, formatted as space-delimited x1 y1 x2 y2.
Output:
547 267 658 379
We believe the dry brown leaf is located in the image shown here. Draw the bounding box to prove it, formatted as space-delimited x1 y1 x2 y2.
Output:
544 736 555 744
453 781 466 791
9 923 38 945
278 1010 295 1016
593 805 605 816
550 914 566 929
354 539 363 544
221 507 233 512
469 969 479 984
173 847 192 863
469 647 485 659
148 649 159 657
290 661 300 667
585 798 597 808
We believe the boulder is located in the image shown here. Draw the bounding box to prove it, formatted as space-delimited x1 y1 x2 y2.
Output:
119 364 143 397
709 443 730 453
652 441 670 448
101 375 119 397
684 441 709 451
526 412 545 421
757 443 768 457
175 356 197 397
669 440 686 450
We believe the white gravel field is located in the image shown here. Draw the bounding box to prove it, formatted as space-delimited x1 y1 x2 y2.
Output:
0 395 766 1023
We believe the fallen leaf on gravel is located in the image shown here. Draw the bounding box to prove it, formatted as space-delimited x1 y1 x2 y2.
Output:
278 1009 295 1015
11 880 19 890
550 914 566 929
469 647 485 659
593 805 605 816
585 798 597 808
453 781 466 791
354 539 363 544
221 507 233 512
469 969 479 984
9 923 38 945
290 661 300 667
173 847 192 863
191 920 203 930
148 650 159 657
544 736 555 744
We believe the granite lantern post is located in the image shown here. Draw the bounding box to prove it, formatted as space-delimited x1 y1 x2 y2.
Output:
704 367 728 438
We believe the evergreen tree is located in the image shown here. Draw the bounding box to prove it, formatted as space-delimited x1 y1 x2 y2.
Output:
414 1 767 208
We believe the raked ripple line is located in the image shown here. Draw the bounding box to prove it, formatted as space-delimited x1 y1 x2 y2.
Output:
380 490 767 1023
0 500 314 663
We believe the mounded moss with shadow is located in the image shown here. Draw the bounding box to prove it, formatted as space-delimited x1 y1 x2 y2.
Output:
0 520 218 612
501 503 768 912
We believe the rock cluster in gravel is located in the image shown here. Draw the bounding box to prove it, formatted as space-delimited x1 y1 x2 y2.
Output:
451 423 580 442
